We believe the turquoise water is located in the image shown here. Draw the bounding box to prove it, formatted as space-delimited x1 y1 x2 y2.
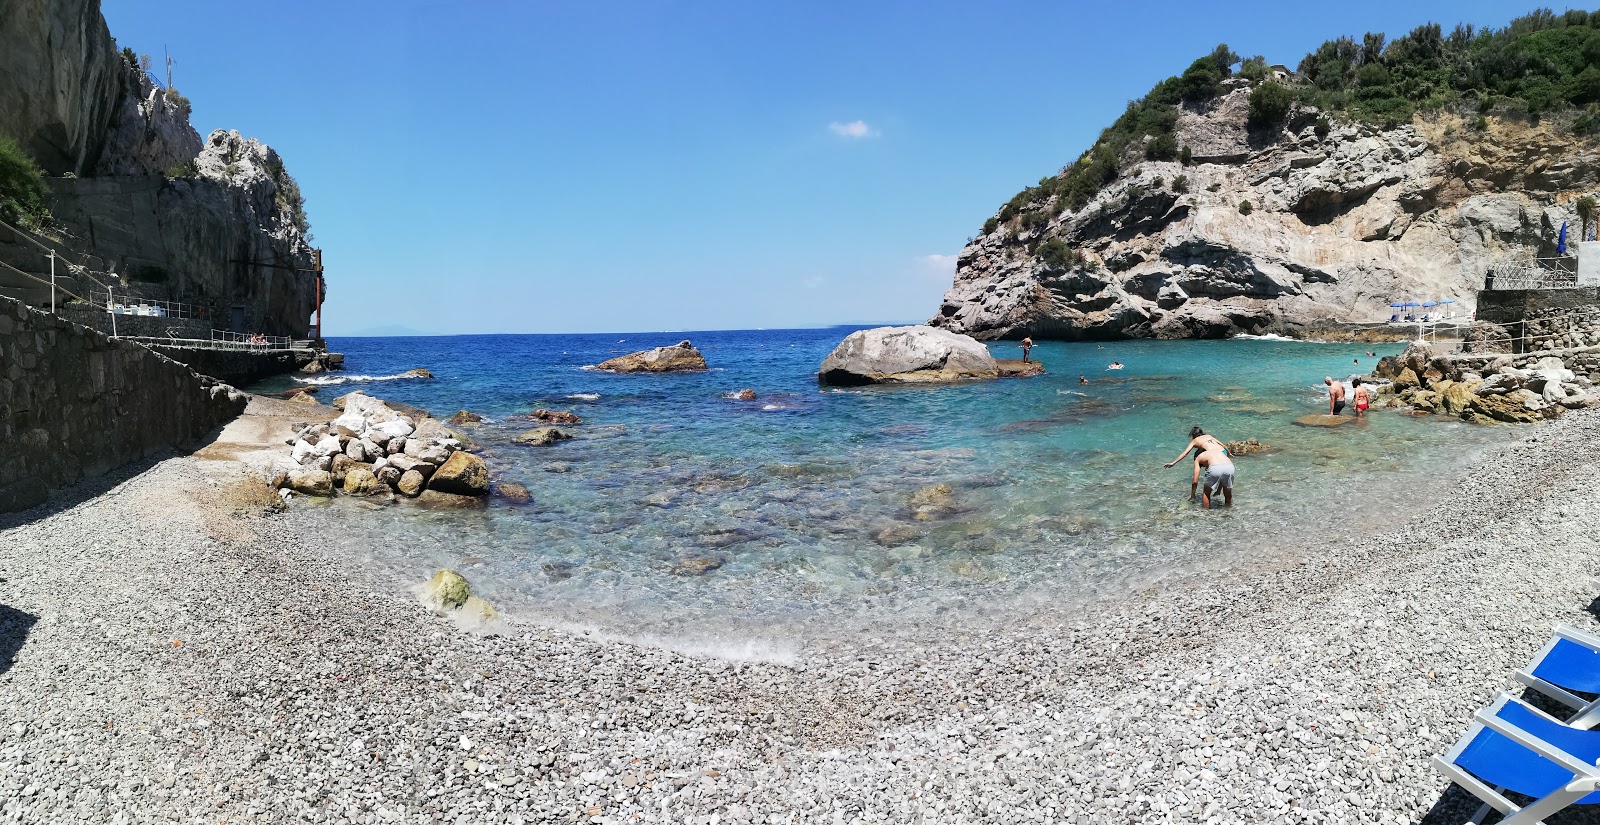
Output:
257 329 1507 651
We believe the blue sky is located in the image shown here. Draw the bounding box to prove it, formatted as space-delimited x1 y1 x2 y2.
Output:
106 0 1546 335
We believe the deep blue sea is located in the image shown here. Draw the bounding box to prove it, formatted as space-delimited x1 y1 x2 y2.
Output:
252 328 1507 656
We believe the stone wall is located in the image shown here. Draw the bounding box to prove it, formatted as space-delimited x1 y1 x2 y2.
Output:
0 295 247 513
1476 287 1600 353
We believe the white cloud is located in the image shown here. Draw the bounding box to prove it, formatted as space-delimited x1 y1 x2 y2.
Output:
828 120 877 139
918 253 958 279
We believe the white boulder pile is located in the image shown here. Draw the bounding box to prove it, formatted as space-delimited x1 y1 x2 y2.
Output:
276 392 489 501
1372 342 1594 424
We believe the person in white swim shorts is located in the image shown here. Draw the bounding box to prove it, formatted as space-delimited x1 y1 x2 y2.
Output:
1192 445 1235 509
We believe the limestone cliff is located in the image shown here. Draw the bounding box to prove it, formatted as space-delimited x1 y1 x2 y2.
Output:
0 0 320 338
930 80 1600 340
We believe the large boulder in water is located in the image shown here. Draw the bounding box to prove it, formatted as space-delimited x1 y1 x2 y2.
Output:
818 326 1000 386
597 341 708 373
429 451 489 496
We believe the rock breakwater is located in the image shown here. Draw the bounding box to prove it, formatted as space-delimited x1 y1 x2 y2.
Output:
275 392 487 502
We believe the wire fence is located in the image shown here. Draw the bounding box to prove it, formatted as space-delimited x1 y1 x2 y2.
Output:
0 217 112 292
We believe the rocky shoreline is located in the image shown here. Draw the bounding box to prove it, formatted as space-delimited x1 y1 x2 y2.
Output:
2 398 1599 821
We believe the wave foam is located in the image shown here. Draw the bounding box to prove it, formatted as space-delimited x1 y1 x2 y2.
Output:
566 393 601 401
295 372 424 386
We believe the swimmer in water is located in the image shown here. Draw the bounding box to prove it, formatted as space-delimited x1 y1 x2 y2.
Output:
1164 426 1228 470
1108 361 1123 370
1078 375 1088 384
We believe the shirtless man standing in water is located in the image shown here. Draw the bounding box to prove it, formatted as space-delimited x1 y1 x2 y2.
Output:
1192 445 1235 508
1325 376 1347 415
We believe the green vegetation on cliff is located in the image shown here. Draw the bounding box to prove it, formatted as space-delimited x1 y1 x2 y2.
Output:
986 8 1600 242
1299 9 1600 125
0 134 48 229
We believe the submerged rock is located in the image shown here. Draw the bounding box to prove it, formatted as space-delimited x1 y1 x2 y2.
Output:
495 482 532 503
524 409 581 424
1292 414 1352 428
597 341 708 373
398 368 434 379
1225 438 1276 456
447 409 485 426
514 428 570 446
818 326 1000 386
415 489 489 509
670 557 724 576
908 482 959 521
735 388 757 401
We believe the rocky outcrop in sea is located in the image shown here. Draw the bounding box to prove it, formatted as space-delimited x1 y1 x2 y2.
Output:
818 326 1001 385
930 81 1600 340
596 341 708 373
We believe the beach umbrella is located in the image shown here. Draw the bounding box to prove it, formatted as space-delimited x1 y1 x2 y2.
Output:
1422 301 1438 307
1440 299 1455 303
1402 301 1421 308
1389 302 1406 308
1560 221 1569 254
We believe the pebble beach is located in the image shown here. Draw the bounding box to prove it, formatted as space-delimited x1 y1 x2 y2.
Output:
2 398 1600 824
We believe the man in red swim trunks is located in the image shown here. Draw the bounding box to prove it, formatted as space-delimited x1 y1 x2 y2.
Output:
1352 377 1372 417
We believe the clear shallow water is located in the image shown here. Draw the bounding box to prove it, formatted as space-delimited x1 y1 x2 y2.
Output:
254 329 1509 652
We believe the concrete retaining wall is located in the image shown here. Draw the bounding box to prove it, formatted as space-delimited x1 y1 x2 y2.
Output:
0 295 247 514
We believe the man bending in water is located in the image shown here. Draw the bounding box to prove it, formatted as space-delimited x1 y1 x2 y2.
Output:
1192 445 1235 508
1325 376 1346 415
1163 426 1227 469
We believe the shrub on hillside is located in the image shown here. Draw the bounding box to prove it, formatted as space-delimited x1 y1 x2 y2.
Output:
1238 200 1254 215
0 135 48 230
1172 174 1190 193
1248 82 1293 128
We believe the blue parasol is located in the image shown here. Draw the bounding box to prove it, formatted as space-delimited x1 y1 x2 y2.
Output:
1389 302 1406 308
1422 301 1439 307
1440 298 1456 303
1402 301 1421 308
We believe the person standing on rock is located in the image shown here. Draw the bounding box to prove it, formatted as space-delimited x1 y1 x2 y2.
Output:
1352 378 1372 418
1191 445 1235 509
1020 337 1034 363
1325 377 1347 415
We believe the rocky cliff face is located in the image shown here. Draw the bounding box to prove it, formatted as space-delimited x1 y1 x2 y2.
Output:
931 80 1600 340
0 0 320 338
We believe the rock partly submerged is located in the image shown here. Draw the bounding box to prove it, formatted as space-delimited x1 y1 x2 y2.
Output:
818 326 1000 386
596 341 708 373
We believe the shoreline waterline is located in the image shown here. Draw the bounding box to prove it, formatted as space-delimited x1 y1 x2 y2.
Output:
256 331 1514 650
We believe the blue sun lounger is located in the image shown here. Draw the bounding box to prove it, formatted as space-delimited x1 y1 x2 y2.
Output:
1514 625 1600 730
1434 692 1600 823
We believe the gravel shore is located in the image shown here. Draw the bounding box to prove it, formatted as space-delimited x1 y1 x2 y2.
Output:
4 401 1600 824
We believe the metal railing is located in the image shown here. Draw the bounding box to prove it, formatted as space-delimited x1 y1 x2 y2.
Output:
89 295 210 320
118 330 298 352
